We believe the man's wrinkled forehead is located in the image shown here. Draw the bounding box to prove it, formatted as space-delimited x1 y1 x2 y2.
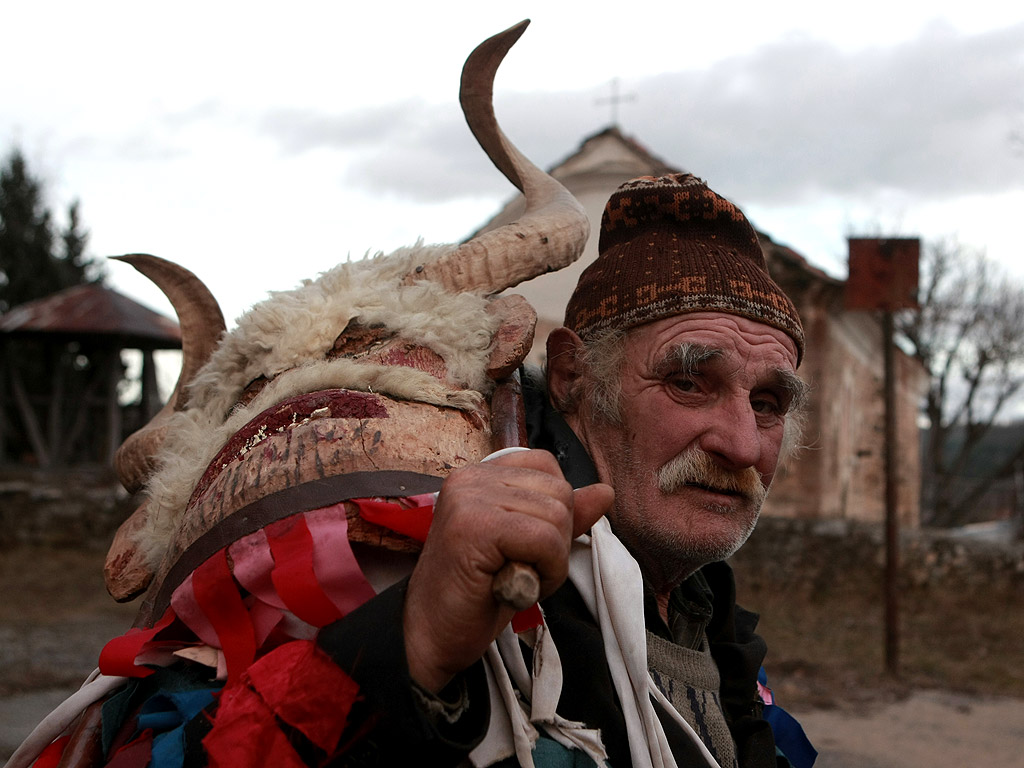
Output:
630 312 799 368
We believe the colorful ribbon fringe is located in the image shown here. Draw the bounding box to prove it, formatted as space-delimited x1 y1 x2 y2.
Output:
89 495 543 767
100 496 540 684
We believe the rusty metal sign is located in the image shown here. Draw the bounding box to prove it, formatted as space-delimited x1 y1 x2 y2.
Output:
845 237 920 311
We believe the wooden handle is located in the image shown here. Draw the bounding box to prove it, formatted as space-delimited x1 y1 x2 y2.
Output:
55 699 104 768
493 560 540 610
489 372 541 610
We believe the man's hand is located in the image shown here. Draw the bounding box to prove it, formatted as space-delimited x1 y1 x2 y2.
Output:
403 449 612 693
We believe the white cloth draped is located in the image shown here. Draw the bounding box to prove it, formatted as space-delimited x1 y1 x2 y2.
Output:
471 516 720 768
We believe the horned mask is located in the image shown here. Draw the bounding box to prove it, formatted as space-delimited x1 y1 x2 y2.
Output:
104 21 589 627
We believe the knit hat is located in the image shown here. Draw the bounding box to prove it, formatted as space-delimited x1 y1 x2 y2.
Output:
564 174 804 364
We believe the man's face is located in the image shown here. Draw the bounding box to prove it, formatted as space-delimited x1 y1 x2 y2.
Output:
560 312 803 590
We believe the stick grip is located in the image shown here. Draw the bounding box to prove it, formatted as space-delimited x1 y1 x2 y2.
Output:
489 372 541 610
493 560 541 611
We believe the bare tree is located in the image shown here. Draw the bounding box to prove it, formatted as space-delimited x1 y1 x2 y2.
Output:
897 237 1024 527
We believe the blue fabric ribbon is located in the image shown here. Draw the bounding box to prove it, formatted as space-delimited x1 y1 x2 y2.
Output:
136 688 218 768
759 667 817 768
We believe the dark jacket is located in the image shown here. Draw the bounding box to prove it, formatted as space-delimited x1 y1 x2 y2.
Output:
519 370 786 768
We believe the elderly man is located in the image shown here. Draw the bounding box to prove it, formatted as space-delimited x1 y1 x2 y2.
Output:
392 173 808 767
8 173 803 768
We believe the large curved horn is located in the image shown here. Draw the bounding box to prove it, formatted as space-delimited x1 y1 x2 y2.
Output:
112 254 226 493
404 20 589 294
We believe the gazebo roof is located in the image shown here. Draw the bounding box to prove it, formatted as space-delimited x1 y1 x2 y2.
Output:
0 283 181 349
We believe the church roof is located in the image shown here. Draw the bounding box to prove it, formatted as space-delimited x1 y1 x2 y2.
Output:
546 125 679 181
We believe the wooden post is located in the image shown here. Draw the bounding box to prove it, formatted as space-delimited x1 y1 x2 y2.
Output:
846 237 920 678
64 363 105 462
0 341 8 462
882 310 900 674
10 367 50 467
142 349 161 421
105 350 123 465
48 346 65 465
489 371 541 610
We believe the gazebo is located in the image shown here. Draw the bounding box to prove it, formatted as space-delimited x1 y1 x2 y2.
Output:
0 283 181 468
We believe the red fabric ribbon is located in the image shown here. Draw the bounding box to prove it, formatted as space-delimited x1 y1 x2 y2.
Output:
511 603 544 633
191 549 257 686
29 735 70 768
266 515 345 628
304 504 377 615
205 685 306 768
351 497 433 543
98 607 177 678
204 640 360 765
245 640 359 751
104 732 154 768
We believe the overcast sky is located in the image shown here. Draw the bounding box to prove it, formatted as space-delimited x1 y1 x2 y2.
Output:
3 1 1022 325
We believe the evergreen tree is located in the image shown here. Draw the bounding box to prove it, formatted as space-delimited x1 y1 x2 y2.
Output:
0 148 102 313
59 199 93 285
0 147 106 465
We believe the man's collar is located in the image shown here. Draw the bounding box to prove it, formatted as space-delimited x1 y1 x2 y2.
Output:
644 570 715 648
521 366 601 489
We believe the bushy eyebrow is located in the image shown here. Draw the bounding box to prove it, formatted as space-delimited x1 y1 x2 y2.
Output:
657 342 810 412
769 368 811 412
655 343 721 376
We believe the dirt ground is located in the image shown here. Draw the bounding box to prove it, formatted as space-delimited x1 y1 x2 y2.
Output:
1 546 1022 765
793 690 1024 767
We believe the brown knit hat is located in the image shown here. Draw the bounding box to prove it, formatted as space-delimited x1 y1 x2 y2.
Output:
564 174 804 364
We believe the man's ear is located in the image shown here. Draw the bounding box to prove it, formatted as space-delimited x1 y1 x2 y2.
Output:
546 327 584 413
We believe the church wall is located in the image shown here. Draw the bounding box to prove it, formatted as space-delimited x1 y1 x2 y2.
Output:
765 295 922 527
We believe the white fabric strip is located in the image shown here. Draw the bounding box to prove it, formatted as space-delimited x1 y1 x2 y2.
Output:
2 670 127 768
472 514 720 768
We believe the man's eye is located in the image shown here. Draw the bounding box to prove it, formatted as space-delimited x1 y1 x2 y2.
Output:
751 397 782 415
670 377 699 393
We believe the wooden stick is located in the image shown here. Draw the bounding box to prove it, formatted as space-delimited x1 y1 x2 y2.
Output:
489 371 541 611
55 699 104 768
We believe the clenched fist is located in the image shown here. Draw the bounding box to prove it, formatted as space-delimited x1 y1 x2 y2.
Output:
403 449 613 692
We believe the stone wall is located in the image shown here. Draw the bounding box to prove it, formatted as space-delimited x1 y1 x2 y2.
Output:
4 471 1021 599
0 469 135 550
731 516 1024 597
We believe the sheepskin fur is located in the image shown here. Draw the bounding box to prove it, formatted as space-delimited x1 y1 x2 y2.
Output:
136 242 501 570
186 243 498 420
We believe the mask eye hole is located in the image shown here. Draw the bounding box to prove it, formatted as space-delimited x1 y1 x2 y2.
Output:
237 376 270 410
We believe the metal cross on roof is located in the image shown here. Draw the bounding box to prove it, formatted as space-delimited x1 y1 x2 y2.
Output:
595 77 637 127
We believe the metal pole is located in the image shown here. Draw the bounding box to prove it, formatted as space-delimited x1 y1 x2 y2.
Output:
883 310 900 675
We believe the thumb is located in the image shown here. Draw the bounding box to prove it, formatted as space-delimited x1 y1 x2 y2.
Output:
571 483 614 538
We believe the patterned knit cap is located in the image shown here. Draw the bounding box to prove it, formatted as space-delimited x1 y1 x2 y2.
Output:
564 174 804 364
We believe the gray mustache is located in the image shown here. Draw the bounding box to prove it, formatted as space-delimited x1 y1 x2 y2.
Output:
658 450 767 504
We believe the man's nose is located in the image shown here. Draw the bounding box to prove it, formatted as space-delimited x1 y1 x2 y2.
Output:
698 396 761 470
